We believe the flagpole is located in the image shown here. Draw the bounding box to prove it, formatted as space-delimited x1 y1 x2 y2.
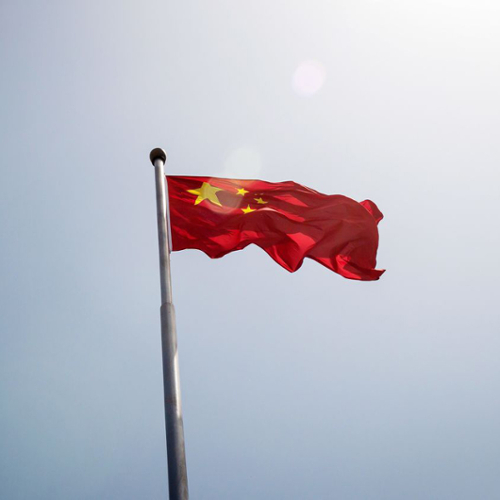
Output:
150 148 189 500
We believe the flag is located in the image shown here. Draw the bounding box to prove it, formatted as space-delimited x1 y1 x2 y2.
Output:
167 176 384 280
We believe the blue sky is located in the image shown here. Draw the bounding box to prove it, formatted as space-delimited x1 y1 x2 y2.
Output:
1 1 500 498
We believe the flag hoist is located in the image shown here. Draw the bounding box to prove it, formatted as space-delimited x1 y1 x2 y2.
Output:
150 148 189 500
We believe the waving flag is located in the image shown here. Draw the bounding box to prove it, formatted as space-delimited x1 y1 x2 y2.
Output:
167 176 384 280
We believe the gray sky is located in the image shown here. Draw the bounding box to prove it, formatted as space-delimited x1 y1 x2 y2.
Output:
1 1 500 498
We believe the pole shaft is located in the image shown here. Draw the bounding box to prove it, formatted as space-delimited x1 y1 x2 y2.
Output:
154 159 173 305
153 154 189 500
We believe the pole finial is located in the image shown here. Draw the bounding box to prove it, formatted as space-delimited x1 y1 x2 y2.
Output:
150 148 167 165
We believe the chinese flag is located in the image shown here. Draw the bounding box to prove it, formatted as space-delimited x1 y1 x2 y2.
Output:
167 176 384 280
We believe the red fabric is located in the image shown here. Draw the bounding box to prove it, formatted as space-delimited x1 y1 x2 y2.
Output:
167 176 385 280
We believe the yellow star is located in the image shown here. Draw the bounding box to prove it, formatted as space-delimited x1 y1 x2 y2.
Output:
236 188 249 196
187 182 223 207
241 205 255 214
254 197 268 204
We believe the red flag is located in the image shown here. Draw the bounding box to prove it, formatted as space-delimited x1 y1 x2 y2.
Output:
167 176 384 280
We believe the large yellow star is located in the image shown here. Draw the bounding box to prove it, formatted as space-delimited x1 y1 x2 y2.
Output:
241 205 255 214
254 197 268 204
187 182 223 207
236 188 249 196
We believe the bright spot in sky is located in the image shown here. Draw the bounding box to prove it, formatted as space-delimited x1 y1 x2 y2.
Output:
223 147 262 178
292 60 326 96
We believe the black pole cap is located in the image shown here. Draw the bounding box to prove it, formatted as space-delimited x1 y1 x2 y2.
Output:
150 148 167 165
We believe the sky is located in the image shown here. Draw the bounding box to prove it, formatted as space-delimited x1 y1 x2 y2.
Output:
1 0 500 498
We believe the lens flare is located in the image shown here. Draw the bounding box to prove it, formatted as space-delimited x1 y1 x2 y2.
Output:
292 60 326 97
223 147 262 178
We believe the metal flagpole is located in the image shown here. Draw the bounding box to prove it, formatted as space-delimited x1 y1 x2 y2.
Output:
150 148 189 500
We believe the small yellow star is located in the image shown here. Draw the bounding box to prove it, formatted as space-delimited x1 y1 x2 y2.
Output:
254 197 268 204
236 188 249 196
187 182 223 207
241 205 255 214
